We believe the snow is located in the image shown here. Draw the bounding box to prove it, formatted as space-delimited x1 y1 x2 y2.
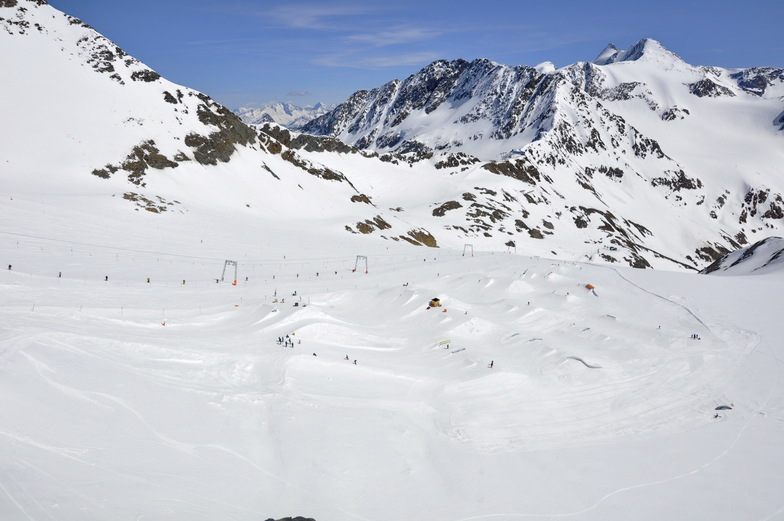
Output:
2 6 784 519
702 237 784 275
2 201 784 520
235 102 335 128
534 61 555 74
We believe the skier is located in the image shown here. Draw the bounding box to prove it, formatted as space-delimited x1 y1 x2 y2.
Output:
489 361 494 369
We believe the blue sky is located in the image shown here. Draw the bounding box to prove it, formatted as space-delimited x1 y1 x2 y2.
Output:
47 0 784 109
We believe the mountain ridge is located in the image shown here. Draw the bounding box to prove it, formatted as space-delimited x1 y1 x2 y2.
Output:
299 38 784 268
2 1 783 271
234 102 335 129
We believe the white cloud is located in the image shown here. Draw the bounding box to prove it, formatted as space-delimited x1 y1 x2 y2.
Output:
313 51 441 69
346 26 441 47
266 3 377 30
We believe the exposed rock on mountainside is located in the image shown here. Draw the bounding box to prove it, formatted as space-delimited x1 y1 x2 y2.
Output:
3 1 783 270
186 94 257 165
700 236 784 274
301 38 784 269
92 140 179 186
258 123 357 155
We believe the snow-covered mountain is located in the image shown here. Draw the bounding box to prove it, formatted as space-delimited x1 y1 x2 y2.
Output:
2 0 783 273
234 102 334 129
700 236 784 274
301 39 784 269
0 0 438 250
4 3 784 521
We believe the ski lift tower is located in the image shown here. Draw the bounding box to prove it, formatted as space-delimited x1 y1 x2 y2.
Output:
221 260 238 284
462 244 474 257
353 255 368 274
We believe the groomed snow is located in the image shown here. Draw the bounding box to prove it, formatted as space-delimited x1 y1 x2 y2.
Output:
2 205 783 521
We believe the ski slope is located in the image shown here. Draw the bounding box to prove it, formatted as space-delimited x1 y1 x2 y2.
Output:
2 211 783 521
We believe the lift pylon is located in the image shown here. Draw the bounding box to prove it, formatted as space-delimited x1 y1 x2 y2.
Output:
221 260 238 284
353 255 368 274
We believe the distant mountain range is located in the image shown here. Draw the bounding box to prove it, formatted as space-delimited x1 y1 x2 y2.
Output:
2 0 783 271
234 102 334 129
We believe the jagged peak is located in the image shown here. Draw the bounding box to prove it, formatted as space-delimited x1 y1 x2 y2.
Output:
593 44 620 65
593 38 684 66
417 58 470 74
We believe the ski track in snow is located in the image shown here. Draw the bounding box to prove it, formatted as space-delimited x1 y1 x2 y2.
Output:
1 234 781 521
449 331 778 521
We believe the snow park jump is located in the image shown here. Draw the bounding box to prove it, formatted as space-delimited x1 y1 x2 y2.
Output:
1 227 779 521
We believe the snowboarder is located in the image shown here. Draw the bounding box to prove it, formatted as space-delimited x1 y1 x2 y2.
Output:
353 360 357 365
7 264 11 270
105 275 108 281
